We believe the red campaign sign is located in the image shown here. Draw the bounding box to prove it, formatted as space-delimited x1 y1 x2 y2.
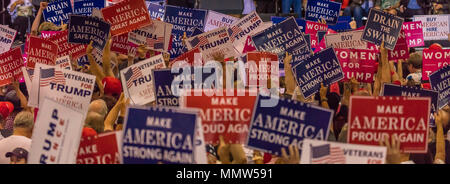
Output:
422 49 450 81
348 96 430 153
0 48 24 86
77 132 120 164
388 30 409 61
305 21 328 35
335 48 377 83
48 30 86 60
111 33 131 55
242 36 256 54
246 52 278 87
26 36 58 68
181 89 257 144
101 0 152 36
170 48 203 67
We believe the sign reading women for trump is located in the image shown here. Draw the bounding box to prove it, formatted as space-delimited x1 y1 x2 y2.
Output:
164 5 207 59
68 15 110 51
204 10 239 32
73 0 105 16
325 30 367 49
414 15 449 41
293 48 344 98
28 98 84 164
101 0 152 36
0 26 17 54
228 11 263 54
48 30 87 60
185 27 238 61
362 9 404 50
246 95 332 156
123 106 198 164
120 54 166 105
422 49 450 81
180 89 257 144
43 0 73 25
77 131 122 164
305 0 341 25
348 96 430 153
0 48 24 86
300 139 387 164
148 2 164 20
128 20 173 52
402 21 424 47
334 49 377 83
429 65 450 109
27 36 58 69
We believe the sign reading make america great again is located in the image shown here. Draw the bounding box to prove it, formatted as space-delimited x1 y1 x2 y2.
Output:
68 15 110 51
429 65 450 109
26 36 58 69
246 95 332 156
101 0 152 36
0 48 24 87
228 11 263 54
362 9 404 50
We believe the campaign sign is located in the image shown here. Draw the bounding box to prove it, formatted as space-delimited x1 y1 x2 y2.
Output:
0 48 24 86
55 56 72 70
185 27 238 61
27 36 58 68
325 30 367 49
73 0 105 16
414 15 449 41
101 0 152 36
246 95 332 155
328 21 351 32
245 52 279 87
21 67 33 96
164 5 207 59
227 11 263 54
334 49 377 83
68 15 111 51
190 27 204 37
252 17 308 66
148 2 165 20
128 20 173 52
242 36 256 54
362 9 404 50
402 21 424 47
122 106 198 164
43 0 73 26
429 65 450 109
305 0 341 25
293 48 344 98
388 30 409 60
348 96 430 153
180 89 257 144
49 30 87 60
120 54 166 105
41 31 59 39
204 10 239 32
0 26 17 54
111 33 131 55
169 47 203 67
300 139 387 164
28 98 84 164
271 16 306 32
422 49 450 81
77 131 121 164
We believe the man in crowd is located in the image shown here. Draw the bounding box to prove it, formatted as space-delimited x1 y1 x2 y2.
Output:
0 111 33 164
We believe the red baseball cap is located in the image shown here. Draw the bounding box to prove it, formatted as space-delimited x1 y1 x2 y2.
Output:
0 102 13 119
102 77 122 97
82 127 97 138
429 43 443 50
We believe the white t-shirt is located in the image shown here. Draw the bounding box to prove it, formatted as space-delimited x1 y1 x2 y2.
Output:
0 135 31 164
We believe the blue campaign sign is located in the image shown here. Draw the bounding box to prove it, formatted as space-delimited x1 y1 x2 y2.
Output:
148 2 165 20
430 65 450 109
293 47 344 98
43 0 73 25
68 15 110 51
271 16 306 32
190 27 204 37
305 0 342 25
328 21 351 32
122 106 198 164
338 16 352 23
164 5 207 59
73 0 105 16
362 9 404 50
246 94 332 155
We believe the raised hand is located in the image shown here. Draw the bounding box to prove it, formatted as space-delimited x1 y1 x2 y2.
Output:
279 145 300 164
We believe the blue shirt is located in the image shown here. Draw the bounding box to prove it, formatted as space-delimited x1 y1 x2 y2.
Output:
407 0 421 9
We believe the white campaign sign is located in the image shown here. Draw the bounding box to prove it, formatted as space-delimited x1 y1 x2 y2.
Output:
128 20 173 52
0 26 17 54
185 27 239 61
204 10 239 32
414 15 450 41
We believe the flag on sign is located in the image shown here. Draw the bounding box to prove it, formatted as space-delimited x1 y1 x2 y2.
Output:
40 68 66 87
310 144 346 164
147 36 165 48
189 35 209 48
124 67 143 88
228 26 242 38
28 69 34 81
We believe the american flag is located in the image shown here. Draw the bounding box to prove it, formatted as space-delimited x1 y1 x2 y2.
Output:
40 68 65 87
228 26 242 38
124 67 143 88
310 144 346 164
28 69 34 81
147 36 165 49
189 35 208 48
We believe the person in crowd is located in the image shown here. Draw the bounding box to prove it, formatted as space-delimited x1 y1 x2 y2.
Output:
255 0 276 13
282 0 302 16
398 0 427 18
431 0 449 14
86 99 108 134
8 0 35 43
0 0 11 26
6 147 28 164
405 52 422 87
343 0 372 32
0 111 33 164
0 102 14 140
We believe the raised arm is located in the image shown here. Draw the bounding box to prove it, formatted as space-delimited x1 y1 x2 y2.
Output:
102 36 115 77
31 2 48 36
87 41 106 81
104 93 125 132
12 80 31 112
434 110 446 164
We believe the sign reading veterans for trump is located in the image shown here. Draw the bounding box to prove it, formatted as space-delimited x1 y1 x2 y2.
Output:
422 49 450 81
128 20 173 52
49 30 87 60
429 65 450 109
362 9 404 50
120 54 166 105
293 48 344 98
180 89 257 144
246 95 332 155
73 0 105 16
0 48 24 86
414 15 449 41
204 10 239 32
43 0 73 25
388 30 409 60
147 2 164 20
348 96 430 153
0 26 17 54
228 11 263 54
334 49 377 83
185 27 238 61
77 131 122 164
164 5 207 59
402 21 425 47
68 15 111 51
123 106 198 164
28 98 85 164
305 0 341 25
300 139 387 164
325 30 367 49
27 36 58 69
101 0 152 36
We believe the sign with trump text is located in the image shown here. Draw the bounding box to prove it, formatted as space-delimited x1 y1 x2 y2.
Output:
334 48 377 83
422 49 450 81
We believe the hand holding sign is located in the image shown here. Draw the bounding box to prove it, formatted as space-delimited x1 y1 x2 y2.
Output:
283 52 295 96
379 135 402 164
279 145 300 164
